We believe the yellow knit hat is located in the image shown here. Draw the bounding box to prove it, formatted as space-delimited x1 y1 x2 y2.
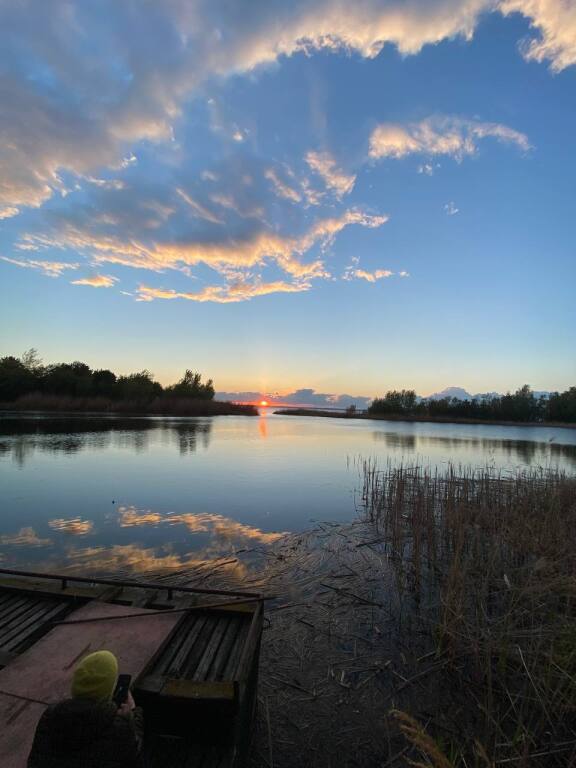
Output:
71 650 119 702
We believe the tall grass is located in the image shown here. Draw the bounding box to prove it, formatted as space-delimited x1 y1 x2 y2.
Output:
360 461 576 766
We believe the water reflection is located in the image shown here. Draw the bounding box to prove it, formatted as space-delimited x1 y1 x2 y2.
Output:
372 429 576 467
0 416 212 466
1 414 575 574
0 503 285 578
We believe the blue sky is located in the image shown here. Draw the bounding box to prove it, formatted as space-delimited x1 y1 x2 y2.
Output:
0 1 575 400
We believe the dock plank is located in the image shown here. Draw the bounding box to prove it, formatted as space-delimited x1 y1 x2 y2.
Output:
207 618 240 681
193 618 229 681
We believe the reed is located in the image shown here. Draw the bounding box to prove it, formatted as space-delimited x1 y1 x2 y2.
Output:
360 462 576 766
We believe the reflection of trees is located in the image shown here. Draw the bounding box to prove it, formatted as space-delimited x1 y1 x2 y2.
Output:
0 416 213 466
373 431 417 450
371 430 576 467
173 421 212 455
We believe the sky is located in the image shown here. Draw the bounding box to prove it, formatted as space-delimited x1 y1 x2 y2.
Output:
0 0 575 402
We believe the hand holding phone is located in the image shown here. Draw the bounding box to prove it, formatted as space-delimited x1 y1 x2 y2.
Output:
113 674 132 708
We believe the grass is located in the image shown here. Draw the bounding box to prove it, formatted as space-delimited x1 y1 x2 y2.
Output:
359 461 576 766
0 393 258 416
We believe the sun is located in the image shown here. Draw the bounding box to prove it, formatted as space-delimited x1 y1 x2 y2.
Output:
260 400 268 407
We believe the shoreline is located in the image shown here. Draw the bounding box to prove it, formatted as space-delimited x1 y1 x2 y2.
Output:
0 398 258 418
273 407 576 429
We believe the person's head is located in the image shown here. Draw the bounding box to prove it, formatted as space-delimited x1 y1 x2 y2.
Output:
71 650 118 702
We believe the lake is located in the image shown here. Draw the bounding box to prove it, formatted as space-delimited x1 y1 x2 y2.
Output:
1 412 575 576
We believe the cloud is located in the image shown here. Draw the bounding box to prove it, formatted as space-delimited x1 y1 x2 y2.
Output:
176 188 223 225
117 506 285 545
305 151 356 198
71 274 118 288
0 256 79 277
346 268 394 282
0 527 52 547
369 116 531 161
22 208 387 298
418 163 439 176
136 279 311 304
264 167 302 204
444 201 460 215
0 206 20 220
49 518 94 535
62 543 250 577
500 0 576 72
0 0 570 219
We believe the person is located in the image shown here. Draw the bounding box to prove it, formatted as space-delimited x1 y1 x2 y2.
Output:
27 650 144 768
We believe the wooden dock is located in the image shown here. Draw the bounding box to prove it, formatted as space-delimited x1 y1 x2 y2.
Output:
0 568 263 767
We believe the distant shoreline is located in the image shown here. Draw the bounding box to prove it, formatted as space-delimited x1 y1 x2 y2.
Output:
0 394 258 417
273 408 576 429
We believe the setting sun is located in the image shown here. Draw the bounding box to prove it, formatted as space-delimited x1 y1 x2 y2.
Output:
260 400 268 407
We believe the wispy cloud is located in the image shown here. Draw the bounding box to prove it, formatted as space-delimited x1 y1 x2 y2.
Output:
444 201 460 215
176 188 223 225
347 268 395 282
135 279 311 304
1 256 79 277
71 274 119 288
305 151 356 198
369 116 531 161
264 167 302 204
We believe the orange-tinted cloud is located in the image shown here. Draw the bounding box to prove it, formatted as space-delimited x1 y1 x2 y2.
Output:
1 256 79 277
117 506 285 545
369 116 531 161
71 274 118 288
0 527 52 547
49 518 94 535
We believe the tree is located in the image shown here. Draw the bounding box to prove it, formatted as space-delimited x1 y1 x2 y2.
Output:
116 370 162 401
92 369 117 398
0 356 37 401
164 370 215 400
368 390 417 415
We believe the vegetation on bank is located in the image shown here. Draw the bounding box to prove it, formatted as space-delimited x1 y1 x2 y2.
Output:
0 349 257 415
369 384 576 423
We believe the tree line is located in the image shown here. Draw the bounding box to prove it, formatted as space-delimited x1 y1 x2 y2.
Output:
368 385 576 423
0 349 215 403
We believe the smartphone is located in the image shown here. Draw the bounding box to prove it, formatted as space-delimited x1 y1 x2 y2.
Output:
113 674 132 707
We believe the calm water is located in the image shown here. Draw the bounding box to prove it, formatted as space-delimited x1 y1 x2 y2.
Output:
1 413 575 575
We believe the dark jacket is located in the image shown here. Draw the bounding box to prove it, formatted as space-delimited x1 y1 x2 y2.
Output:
27 697 144 768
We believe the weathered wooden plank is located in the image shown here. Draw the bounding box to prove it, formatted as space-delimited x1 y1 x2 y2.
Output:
166 615 207 678
180 616 220 679
0 578 98 600
0 598 31 624
3 602 72 652
221 620 250 680
0 650 17 667
0 600 48 644
152 615 199 677
0 692 46 768
0 597 39 626
207 618 240 682
235 604 263 684
192 618 229 682
162 679 235 701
